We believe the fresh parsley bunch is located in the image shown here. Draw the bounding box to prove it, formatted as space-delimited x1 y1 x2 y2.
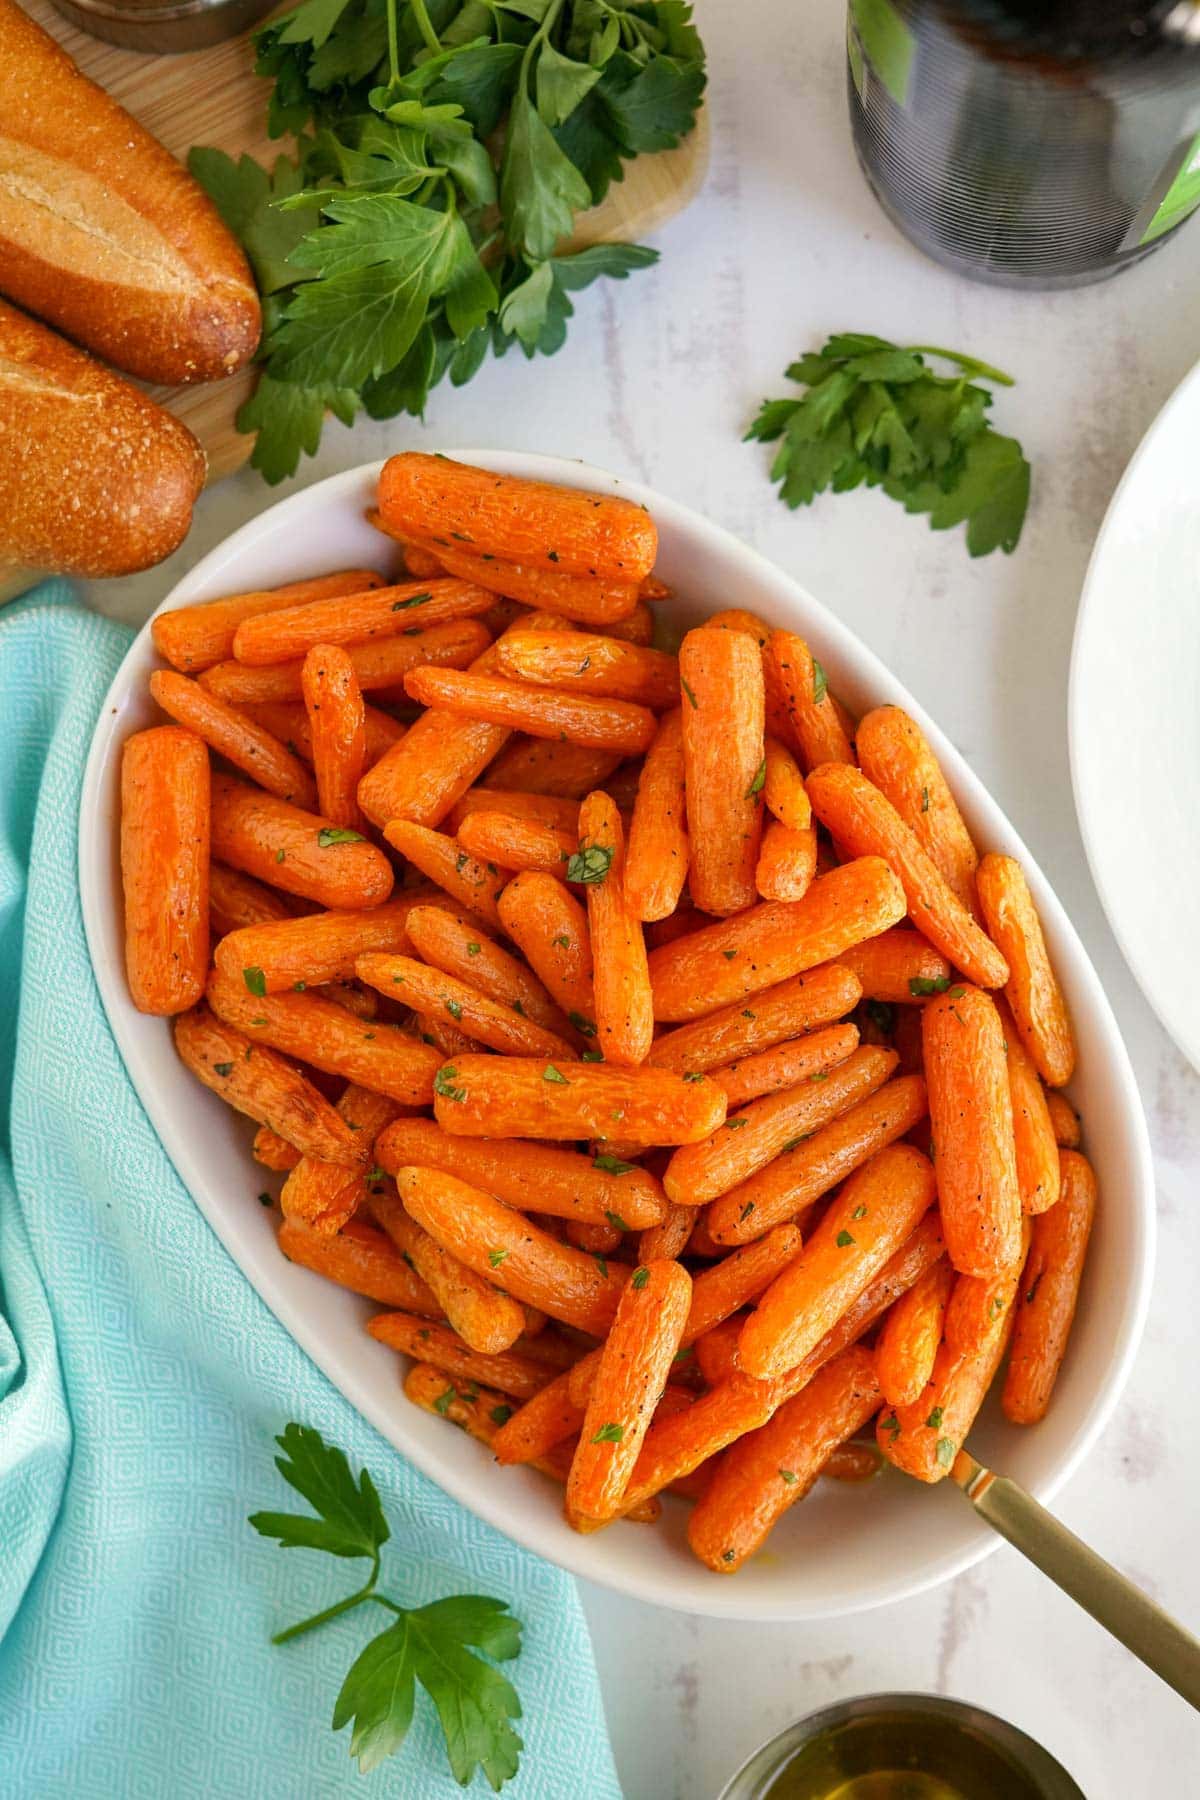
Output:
747 334 1031 557
250 1423 524 1787
190 0 706 482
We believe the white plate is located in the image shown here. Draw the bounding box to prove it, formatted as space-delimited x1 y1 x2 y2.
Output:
80 452 1154 1621
1070 358 1200 1073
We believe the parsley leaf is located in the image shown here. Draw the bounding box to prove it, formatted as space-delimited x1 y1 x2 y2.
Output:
566 843 614 884
317 825 366 846
243 966 268 997
248 1421 389 1560
909 975 951 997
593 1153 636 1174
591 1421 624 1443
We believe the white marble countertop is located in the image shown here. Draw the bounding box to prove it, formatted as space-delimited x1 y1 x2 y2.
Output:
89 2 1200 1793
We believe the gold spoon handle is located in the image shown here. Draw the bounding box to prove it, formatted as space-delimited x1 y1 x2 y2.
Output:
953 1451 1200 1710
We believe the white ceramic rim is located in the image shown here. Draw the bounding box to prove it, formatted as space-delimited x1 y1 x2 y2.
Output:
80 451 1156 1620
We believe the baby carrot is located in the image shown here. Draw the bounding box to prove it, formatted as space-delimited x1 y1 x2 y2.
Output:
357 640 511 829
766 630 855 770
428 1055 726 1146
687 1345 881 1572
355 952 576 1061
404 667 658 756
578 789 653 1068
199 619 491 705
763 737 812 830
648 964 862 1076
278 1216 439 1312
682 1223 804 1345
755 820 817 903
738 1144 937 1381
707 1073 929 1245
213 894 445 993
495 629 680 710
253 1125 301 1171
976 853 1076 1087
878 1289 1016 1484
445 787 581 836
231 578 494 665
210 773 393 911
565 1219 622 1256
691 1315 744 1387
648 857 906 1021
832 929 954 1003
382 819 508 928
243 698 404 770
1046 1089 1081 1149
121 726 210 1016
301 644 367 831
855 706 980 915
637 1201 695 1263
806 764 1008 989
394 1166 631 1335
1003 1150 1096 1425
151 569 384 673
370 1191 527 1355
377 452 658 582
567 1260 692 1523
481 737 621 798
624 709 689 922
997 999 1061 1215
374 1116 668 1229
206 969 441 1105
497 875 598 1030
491 1367 589 1465
679 627 765 916
710 1021 860 1109
824 1442 883 1483
279 1086 401 1233
874 1257 956 1408
943 1216 1031 1358
922 985 1023 1277
149 671 317 808
665 1045 899 1207
403 905 574 1040
456 810 577 877
367 1312 553 1402
174 1004 367 1166
391 540 644 625
209 862 293 936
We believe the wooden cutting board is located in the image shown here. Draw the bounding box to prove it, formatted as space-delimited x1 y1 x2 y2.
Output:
24 0 710 483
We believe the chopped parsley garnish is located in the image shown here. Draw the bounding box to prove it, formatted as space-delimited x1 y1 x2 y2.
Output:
445 999 463 1021
542 1064 568 1084
746 760 766 799
593 1154 636 1175
488 1249 508 1269
591 1422 624 1444
243 966 267 997
566 844 614 884
909 975 951 997
935 1436 956 1469
317 827 364 847
811 657 828 706
392 591 431 611
568 1011 597 1037
434 1066 466 1103
835 1229 855 1247
213 1062 234 1078
631 1266 650 1290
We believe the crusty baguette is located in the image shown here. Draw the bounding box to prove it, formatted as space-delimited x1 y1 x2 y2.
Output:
0 0 260 385
0 296 205 578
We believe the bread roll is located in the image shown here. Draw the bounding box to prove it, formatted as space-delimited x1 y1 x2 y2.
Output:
0 296 205 578
0 0 260 384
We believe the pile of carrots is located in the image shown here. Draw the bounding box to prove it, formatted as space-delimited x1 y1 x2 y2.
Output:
119 452 1094 1573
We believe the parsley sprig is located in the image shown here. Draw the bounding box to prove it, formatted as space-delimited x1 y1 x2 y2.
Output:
747 333 1030 557
250 1424 524 1787
190 0 706 481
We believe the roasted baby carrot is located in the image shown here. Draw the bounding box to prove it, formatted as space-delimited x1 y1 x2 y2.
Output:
278 1216 439 1312
392 540 644 625
377 452 658 582
403 905 574 1040
121 726 210 1016
637 1201 695 1263
679 627 765 916
382 820 508 928
357 652 510 829
355 952 576 1060
370 1191 527 1355
755 820 817 903
624 709 689 922
231 578 495 664
428 1055 726 1146
213 894 445 994
687 1345 881 1572
682 1224 804 1345
491 1366 589 1465
174 1004 367 1166
243 698 405 770
710 1021 860 1109
394 1165 631 1335
456 809 576 877
206 969 441 1105
209 862 294 936
824 1442 882 1483
567 1260 692 1523
499 872 597 1034
578 789 653 1068
253 1124 301 1171
943 1216 1031 1359
210 773 393 910
404 666 658 756
481 736 621 798
879 1284 1016 1483
832 928 954 1003
763 737 812 830
922 984 1023 1277
594 1369 789 1522
691 1315 745 1387
976 853 1076 1087
665 1045 899 1207
1003 1150 1096 1424
874 1257 956 1407
149 671 317 808
648 964 862 1075
151 569 384 673
496 629 680 710
997 999 1061 1215
1046 1089 1081 1149
565 1218 622 1256
807 764 1008 990
445 787 581 835
301 644 367 831
648 858 905 1021
367 1312 553 1401
374 1117 667 1229
738 1144 937 1380
279 1086 401 1232
855 706 980 914
200 619 491 706
766 630 855 770
707 1073 929 1245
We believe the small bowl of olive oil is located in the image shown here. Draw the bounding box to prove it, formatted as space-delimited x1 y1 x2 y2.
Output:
718 1694 1085 1800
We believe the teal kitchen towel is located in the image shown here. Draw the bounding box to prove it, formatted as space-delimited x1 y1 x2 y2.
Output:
0 585 621 1800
